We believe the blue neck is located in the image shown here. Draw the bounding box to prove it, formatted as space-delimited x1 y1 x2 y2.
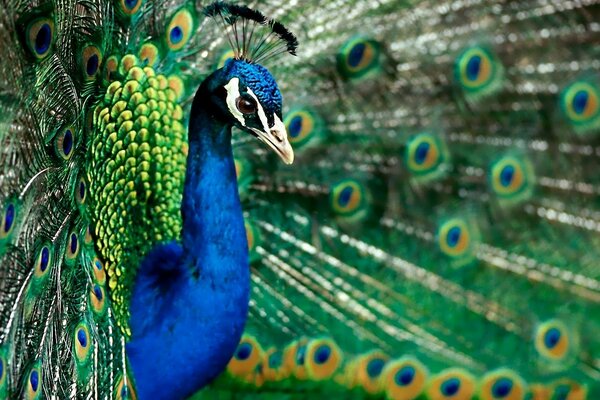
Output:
127 84 250 399
182 105 249 277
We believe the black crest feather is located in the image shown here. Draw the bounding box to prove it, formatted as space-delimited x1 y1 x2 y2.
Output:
204 1 298 63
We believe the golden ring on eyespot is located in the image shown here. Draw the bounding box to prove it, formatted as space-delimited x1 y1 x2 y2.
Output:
331 180 363 215
285 111 315 145
534 320 570 360
26 365 42 400
479 368 526 400
562 82 599 122
166 9 194 51
304 338 342 381
82 45 103 79
74 323 92 363
407 134 441 172
66 231 80 260
34 245 52 279
120 0 143 15
458 47 494 89
438 219 471 257
491 158 525 196
427 368 476 400
27 18 55 60
55 126 76 160
381 357 428 400
227 335 263 377
92 257 106 285
355 351 388 394
1 202 16 239
90 284 106 314
345 40 375 72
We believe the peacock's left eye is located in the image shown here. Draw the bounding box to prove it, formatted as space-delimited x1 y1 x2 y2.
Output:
236 97 257 114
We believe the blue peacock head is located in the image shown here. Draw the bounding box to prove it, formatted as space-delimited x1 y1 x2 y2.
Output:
203 2 298 164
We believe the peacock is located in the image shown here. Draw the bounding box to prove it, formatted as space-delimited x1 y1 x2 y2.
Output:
1 0 599 399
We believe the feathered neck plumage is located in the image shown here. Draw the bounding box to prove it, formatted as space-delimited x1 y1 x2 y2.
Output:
126 75 250 399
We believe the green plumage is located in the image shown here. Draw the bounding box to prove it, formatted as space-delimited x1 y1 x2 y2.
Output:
0 0 599 399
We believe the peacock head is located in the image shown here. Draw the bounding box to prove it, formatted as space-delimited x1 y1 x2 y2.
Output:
207 59 293 164
201 2 298 164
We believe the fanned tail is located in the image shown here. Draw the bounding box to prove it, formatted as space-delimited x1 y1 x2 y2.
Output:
207 0 600 398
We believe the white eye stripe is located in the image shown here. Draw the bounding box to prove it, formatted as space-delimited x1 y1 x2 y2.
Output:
224 77 245 126
246 88 271 132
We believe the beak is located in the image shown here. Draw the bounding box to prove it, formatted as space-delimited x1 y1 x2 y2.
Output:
250 114 294 165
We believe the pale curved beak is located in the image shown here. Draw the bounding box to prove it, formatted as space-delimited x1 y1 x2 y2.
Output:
250 115 294 165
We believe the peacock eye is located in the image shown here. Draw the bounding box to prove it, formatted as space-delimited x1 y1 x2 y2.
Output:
236 97 257 114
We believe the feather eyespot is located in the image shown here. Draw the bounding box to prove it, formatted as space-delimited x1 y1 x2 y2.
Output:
26 364 42 400
92 257 106 285
427 368 476 400
406 133 447 178
337 37 381 79
438 218 473 259
353 351 388 394
381 358 428 400
535 320 571 361
90 283 107 315
1 202 16 238
560 80 599 129
330 179 369 222
489 155 534 202
82 46 102 79
34 245 52 278
120 0 143 15
74 323 92 365
166 9 194 51
26 18 54 60
66 232 80 261
305 338 342 380
55 127 75 160
457 48 494 89
76 177 86 205
227 335 263 378
455 46 503 99
236 97 257 114
479 369 526 400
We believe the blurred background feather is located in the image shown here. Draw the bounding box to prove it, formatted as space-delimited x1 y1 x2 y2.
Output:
0 0 598 398
200 0 600 398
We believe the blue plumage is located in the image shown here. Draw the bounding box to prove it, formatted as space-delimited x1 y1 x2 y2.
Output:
127 58 291 399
